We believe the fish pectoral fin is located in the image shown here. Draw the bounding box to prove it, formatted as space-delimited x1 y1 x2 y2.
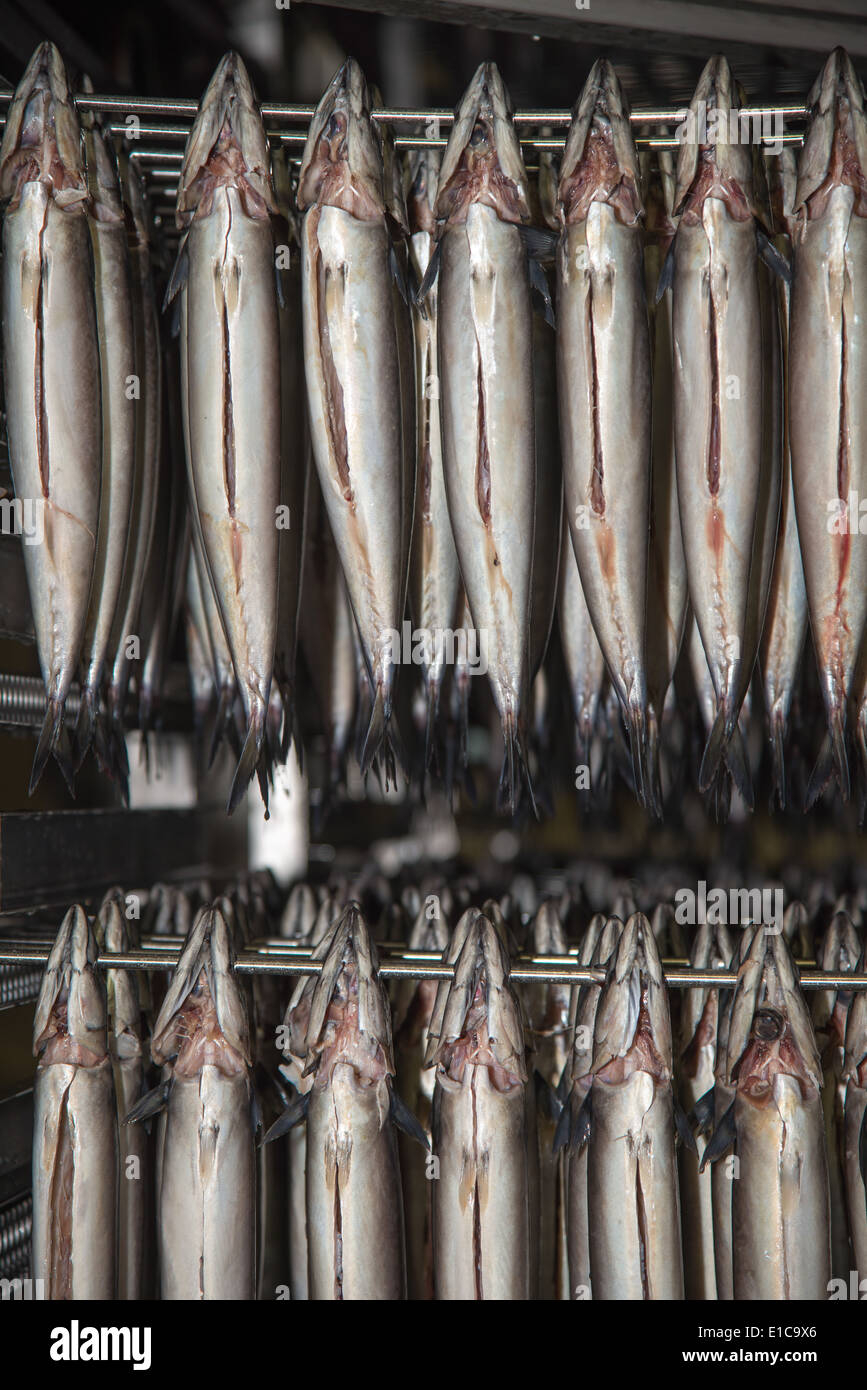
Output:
415 240 441 304
534 1069 562 1122
688 1085 715 1137
674 1097 699 1156
389 242 410 306
655 237 675 304
529 259 555 329
260 1089 310 1146
124 1077 172 1126
390 1087 430 1149
518 224 558 263
163 233 189 312
757 229 791 285
699 1098 736 1173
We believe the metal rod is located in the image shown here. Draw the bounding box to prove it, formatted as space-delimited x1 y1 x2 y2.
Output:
0 91 813 126
0 941 860 989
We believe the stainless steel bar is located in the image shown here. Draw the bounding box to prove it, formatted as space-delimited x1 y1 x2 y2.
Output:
0 91 812 126
0 941 861 989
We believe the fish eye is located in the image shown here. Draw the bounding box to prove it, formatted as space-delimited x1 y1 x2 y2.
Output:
753 1006 784 1041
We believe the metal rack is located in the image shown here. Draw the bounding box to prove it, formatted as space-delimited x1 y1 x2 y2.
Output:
0 935 862 991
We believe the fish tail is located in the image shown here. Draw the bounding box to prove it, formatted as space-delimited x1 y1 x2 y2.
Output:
73 686 98 773
30 695 66 796
806 719 849 808
53 723 77 799
360 683 405 790
227 701 267 815
624 701 654 816
698 703 728 793
497 713 537 819
724 723 754 810
768 709 787 811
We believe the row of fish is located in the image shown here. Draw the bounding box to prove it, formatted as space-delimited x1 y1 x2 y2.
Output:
2 41 866 822
29 861 867 1298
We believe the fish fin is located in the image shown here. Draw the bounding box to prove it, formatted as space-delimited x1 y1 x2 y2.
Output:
552 1095 574 1153
29 696 66 796
52 724 77 799
806 724 848 808
518 224 559 262
529 258 555 329
360 685 405 788
768 711 787 811
73 688 97 772
625 703 651 814
227 704 267 815
674 1097 698 1155
414 241 441 302
723 723 754 810
260 1089 310 1146
699 1099 736 1173
163 234 189 311
389 242 410 306
698 703 728 794
390 1087 430 1149
688 1085 716 1137
125 1078 172 1126
497 717 538 819
572 1088 592 1149
757 229 791 284
534 1069 563 1123
655 237 676 303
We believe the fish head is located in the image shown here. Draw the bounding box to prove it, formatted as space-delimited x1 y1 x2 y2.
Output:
271 143 300 244
812 909 860 1037
290 903 395 1089
843 948 867 1083
795 47 867 225
280 881 319 940
558 58 643 228
407 147 440 235
435 61 530 229
95 891 144 1052
151 905 251 1074
115 143 154 253
78 73 124 219
725 927 822 1097
426 911 527 1089
537 147 560 230
33 905 108 1065
297 57 385 220
764 146 797 241
177 50 276 227
0 41 86 209
591 912 673 1080
642 150 679 252
371 89 410 237
673 55 760 224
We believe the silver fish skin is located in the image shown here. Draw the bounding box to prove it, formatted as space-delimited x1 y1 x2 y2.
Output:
562 913 622 1300
529 226 563 683
790 49 867 804
672 56 767 798
525 899 571 1300
299 60 405 784
842 950 867 1277
96 890 150 1300
556 59 653 813
148 904 256 1299
762 148 808 809
272 147 308 756
643 150 688 799
0 43 101 792
407 148 461 765
718 926 830 1300
811 909 861 1280
435 62 537 814
557 508 605 771
31 904 117 1299
289 904 406 1299
677 921 733 1302
426 908 533 1299
588 912 683 1299
176 53 280 812
394 897 450 1300
107 146 162 766
77 79 136 760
